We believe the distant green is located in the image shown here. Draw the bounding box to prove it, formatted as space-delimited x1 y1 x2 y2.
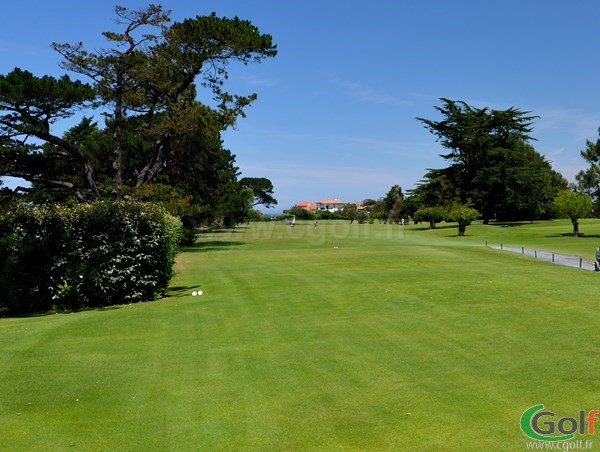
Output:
2 219 600 450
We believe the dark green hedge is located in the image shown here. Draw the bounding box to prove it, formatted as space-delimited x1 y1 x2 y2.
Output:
0 202 182 315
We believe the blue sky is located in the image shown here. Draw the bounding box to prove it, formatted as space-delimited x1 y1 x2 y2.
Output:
2 1 600 212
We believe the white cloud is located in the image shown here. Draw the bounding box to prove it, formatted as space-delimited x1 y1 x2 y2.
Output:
329 76 414 107
533 107 600 142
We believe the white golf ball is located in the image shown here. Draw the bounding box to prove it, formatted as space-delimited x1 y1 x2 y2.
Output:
192 291 198 296
197 290 203 296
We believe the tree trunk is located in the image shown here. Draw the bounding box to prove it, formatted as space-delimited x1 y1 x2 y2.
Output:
136 141 166 187
572 218 579 237
34 129 100 201
112 82 123 200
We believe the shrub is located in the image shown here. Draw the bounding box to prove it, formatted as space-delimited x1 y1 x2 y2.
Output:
284 206 315 221
447 204 480 236
356 211 369 224
0 202 182 315
0 204 73 314
414 206 448 228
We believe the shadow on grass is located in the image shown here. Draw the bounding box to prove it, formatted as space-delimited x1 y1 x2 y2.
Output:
182 240 245 253
545 233 600 239
411 224 458 231
95 306 123 312
1 310 57 319
487 221 537 227
413 221 540 230
203 228 245 234
2 304 124 319
165 284 204 298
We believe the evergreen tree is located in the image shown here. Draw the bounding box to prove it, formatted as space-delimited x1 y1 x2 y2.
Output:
0 4 277 211
417 99 565 222
575 127 600 214
382 184 403 223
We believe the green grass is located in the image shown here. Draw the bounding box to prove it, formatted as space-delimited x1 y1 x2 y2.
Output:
2 219 600 450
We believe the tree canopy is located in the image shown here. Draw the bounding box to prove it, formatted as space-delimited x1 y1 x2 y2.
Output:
0 4 277 227
575 127 600 213
447 204 480 237
240 177 277 208
553 190 593 237
416 98 566 222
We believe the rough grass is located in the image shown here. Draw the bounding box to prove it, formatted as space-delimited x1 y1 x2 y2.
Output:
2 219 600 450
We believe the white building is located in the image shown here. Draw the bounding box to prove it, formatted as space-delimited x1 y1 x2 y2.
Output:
316 199 346 212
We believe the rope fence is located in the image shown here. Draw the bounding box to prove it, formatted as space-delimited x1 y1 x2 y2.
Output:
486 242 598 272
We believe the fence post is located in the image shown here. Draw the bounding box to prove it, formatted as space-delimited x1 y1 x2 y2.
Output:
535 250 537 258
552 253 555 263
500 243 503 250
580 257 583 269
522 247 524 254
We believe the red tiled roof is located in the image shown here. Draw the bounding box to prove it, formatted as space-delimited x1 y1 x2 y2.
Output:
296 201 317 210
316 199 345 204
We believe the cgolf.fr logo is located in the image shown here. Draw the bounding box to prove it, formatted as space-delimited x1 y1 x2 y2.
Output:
520 404 599 442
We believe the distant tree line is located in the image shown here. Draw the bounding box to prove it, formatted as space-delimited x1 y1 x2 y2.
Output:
284 97 598 238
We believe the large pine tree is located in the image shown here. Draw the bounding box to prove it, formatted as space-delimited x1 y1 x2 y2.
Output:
0 4 277 217
417 98 566 222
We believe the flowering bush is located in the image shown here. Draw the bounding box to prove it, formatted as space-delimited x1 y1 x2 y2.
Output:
0 202 181 315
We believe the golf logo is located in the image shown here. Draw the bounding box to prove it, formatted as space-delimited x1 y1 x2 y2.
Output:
520 404 599 442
